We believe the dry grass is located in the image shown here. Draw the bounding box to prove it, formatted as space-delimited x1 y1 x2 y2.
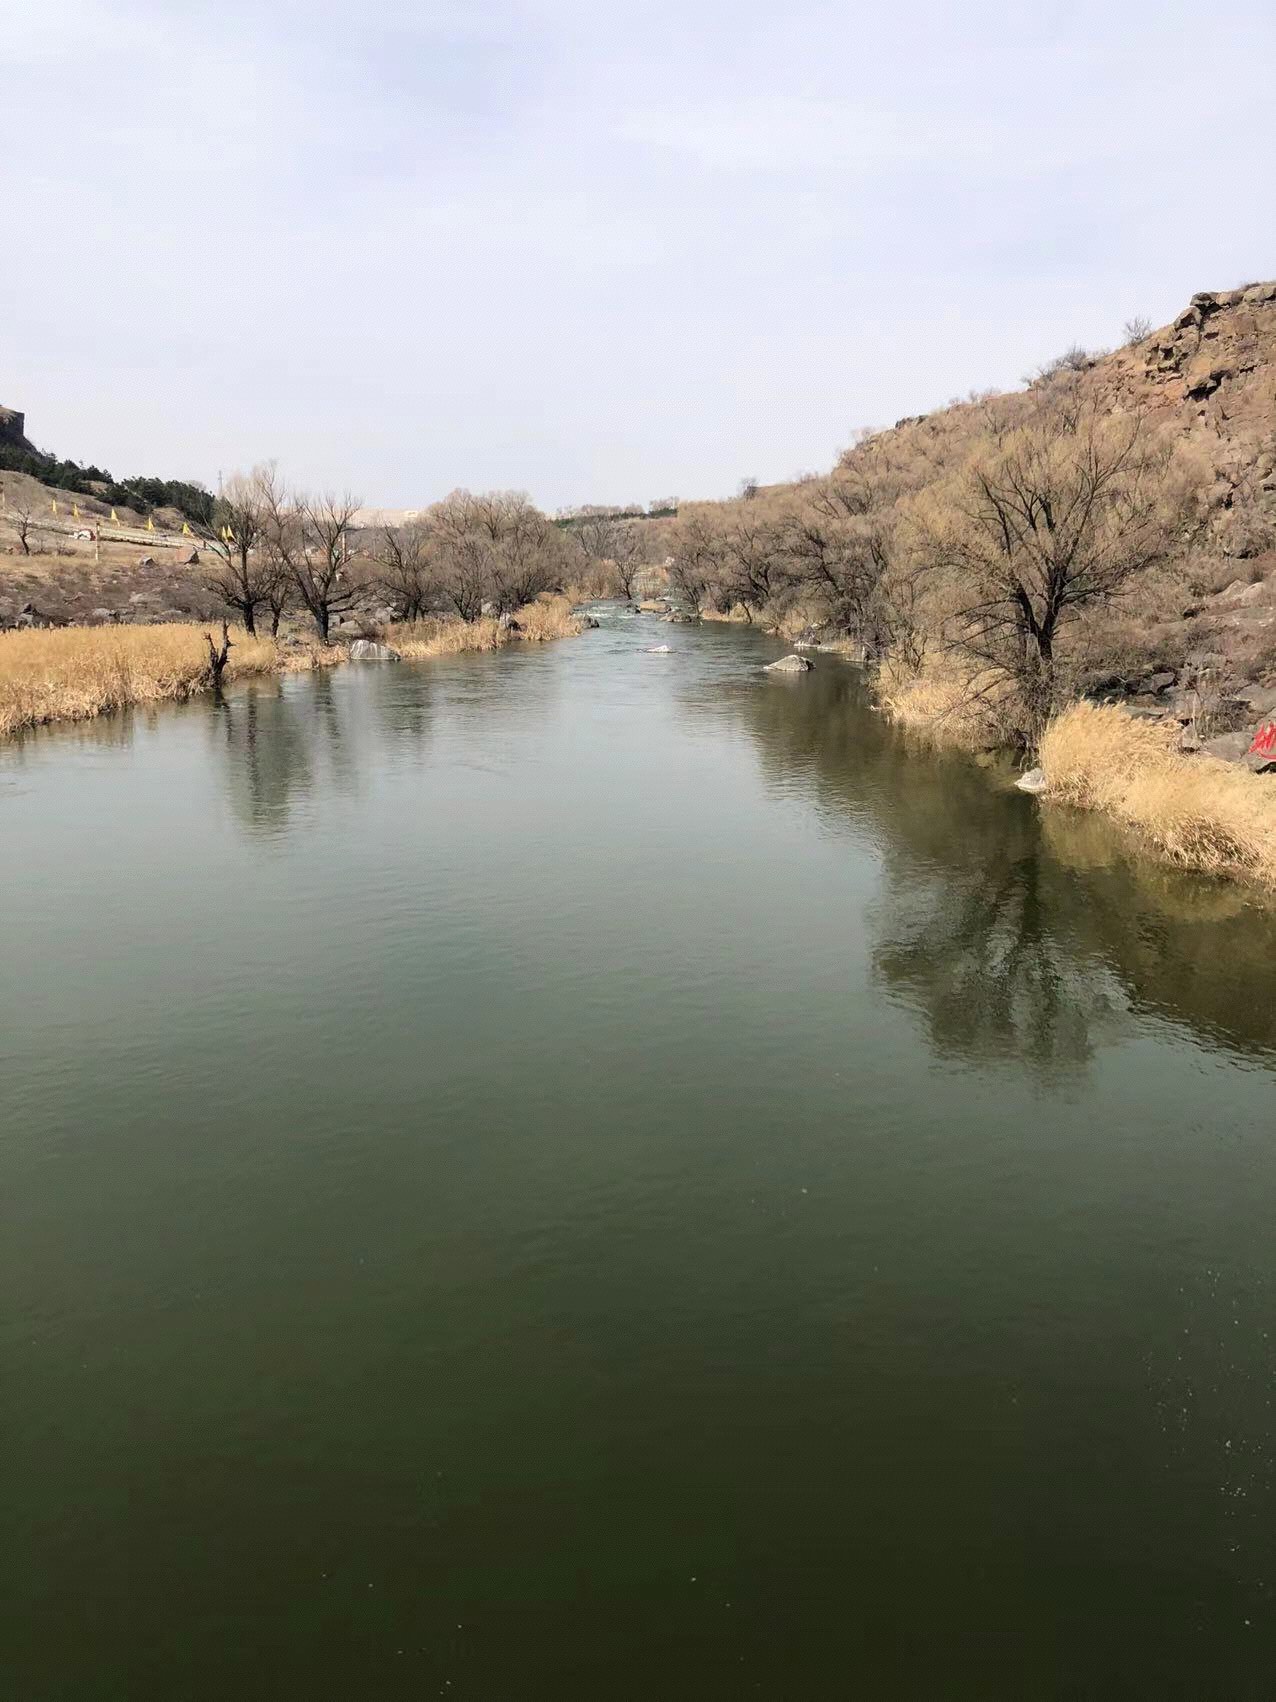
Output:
766 604 820 641
1038 701 1276 887
514 594 585 642
700 604 754 624
560 569 616 603
390 616 506 658
0 596 586 739
878 651 1024 751
387 596 583 659
0 622 284 738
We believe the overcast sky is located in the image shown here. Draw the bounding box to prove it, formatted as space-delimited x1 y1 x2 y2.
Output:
4 0 1274 509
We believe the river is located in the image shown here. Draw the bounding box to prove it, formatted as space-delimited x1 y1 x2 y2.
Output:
3 609 1276 1698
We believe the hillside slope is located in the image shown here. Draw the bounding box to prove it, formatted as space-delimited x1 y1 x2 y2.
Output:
851 279 1276 559
670 281 1276 754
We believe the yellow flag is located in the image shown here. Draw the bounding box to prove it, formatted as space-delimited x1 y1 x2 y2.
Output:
51 498 58 514
146 516 155 532
110 508 119 522
182 521 192 536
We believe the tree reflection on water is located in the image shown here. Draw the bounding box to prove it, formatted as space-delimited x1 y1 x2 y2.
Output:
704 658 1276 1068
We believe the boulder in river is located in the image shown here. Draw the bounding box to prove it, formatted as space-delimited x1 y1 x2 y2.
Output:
348 639 400 662
764 654 813 673
646 644 671 654
1015 767 1048 795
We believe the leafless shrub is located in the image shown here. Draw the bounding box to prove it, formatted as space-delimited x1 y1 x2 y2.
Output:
1026 344 1105 387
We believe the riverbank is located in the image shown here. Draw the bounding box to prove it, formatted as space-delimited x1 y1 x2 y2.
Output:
871 658 1276 891
1036 702 1276 889
0 597 585 739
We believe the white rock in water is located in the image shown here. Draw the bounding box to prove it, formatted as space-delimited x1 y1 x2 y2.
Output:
646 644 672 654
348 639 401 662
764 653 813 673
1015 767 1047 794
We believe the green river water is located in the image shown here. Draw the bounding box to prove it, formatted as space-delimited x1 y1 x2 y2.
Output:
3 609 1276 1698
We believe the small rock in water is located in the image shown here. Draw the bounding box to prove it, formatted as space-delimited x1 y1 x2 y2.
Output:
646 644 671 654
1015 767 1047 794
763 654 812 673
348 639 401 662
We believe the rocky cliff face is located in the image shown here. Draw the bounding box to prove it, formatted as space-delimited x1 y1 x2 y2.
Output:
1088 282 1276 553
0 405 34 452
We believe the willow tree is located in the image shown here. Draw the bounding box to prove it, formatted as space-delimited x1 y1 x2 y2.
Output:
910 404 1200 733
371 520 434 621
200 466 284 635
429 490 567 619
261 472 362 642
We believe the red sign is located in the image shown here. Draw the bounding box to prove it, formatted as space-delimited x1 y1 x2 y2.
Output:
1248 720 1276 757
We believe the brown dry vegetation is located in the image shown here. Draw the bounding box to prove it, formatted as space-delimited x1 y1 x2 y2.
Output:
668 284 1276 740
670 390 1217 746
0 623 288 738
388 595 583 658
661 281 1276 886
7 283 1275 886
0 597 587 739
1039 702 1276 887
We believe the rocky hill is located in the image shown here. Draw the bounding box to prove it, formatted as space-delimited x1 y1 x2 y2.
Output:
850 280 1276 558
657 280 1276 774
1088 282 1276 547
0 405 36 454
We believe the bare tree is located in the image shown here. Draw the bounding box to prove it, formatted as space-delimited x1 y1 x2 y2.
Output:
1027 344 1103 387
199 466 281 636
7 488 38 556
264 568 294 637
783 474 898 655
667 507 721 612
429 490 566 618
487 493 568 612
371 520 435 621
573 510 642 598
910 403 1200 732
713 505 794 618
439 533 493 622
205 620 233 690
669 500 794 620
262 472 362 641
1123 315 1153 346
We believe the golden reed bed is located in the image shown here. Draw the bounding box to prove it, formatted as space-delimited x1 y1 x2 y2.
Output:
1038 702 1276 889
0 597 585 739
0 624 285 738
